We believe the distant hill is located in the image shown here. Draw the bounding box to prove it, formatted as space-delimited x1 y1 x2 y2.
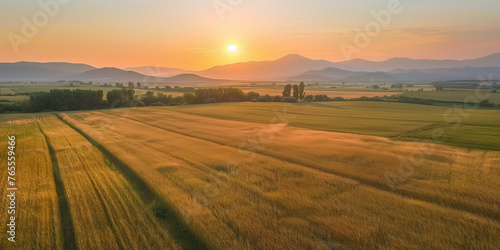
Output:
67 67 148 82
461 53 500 68
163 73 226 84
342 72 399 82
288 68 399 83
0 62 95 81
290 66 500 82
196 54 336 81
287 74 335 82
67 68 224 84
289 67 365 81
124 66 189 77
334 53 500 72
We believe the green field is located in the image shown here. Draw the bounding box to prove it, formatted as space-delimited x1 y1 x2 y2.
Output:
1 101 499 249
162 101 500 150
405 89 500 105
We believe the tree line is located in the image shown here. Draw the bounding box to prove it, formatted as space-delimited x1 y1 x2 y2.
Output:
0 83 327 113
280 82 306 102
28 89 105 112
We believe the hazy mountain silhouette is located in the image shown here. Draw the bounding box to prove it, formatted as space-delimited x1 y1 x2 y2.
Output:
291 66 500 82
290 69 399 83
341 72 400 82
163 73 225 84
0 62 95 81
334 53 500 72
68 68 223 84
124 66 189 77
195 53 500 80
289 67 364 81
68 67 147 82
1 53 499 82
287 74 336 82
196 54 335 81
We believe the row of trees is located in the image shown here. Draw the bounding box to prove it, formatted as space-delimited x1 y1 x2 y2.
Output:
140 91 184 106
29 89 105 112
13 87 260 112
106 89 136 108
186 87 247 104
282 82 306 101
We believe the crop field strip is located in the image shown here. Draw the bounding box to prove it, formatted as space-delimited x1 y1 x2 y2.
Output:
34 115 181 249
62 110 500 249
55 114 209 250
405 89 500 105
164 102 500 150
35 120 77 249
60 113 250 249
0 118 64 249
166 102 445 135
98 108 500 221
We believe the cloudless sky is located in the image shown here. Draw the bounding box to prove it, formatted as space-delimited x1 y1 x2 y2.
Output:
1 0 499 70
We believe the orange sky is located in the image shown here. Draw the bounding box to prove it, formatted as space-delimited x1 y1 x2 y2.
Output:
1 1 500 70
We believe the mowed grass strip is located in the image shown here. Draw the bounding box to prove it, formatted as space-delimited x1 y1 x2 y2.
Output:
101 108 500 220
36 115 180 249
64 111 500 249
0 119 63 249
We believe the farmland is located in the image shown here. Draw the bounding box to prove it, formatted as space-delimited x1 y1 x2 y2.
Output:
404 89 500 105
1 84 399 104
0 101 499 249
237 85 402 98
0 84 184 103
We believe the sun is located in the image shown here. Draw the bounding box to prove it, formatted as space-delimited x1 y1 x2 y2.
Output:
227 44 238 53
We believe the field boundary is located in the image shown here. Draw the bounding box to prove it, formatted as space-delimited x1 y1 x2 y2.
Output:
35 120 78 250
54 114 210 250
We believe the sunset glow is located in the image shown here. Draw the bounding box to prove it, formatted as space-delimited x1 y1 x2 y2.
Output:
1 1 499 70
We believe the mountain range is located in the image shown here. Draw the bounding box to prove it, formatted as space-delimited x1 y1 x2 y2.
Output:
1 53 499 83
0 62 95 82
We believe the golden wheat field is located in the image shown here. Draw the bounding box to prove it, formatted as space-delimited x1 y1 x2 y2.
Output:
1 102 499 249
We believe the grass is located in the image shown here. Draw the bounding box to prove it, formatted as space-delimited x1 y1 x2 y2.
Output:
0 95 29 102
0 88 17 95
